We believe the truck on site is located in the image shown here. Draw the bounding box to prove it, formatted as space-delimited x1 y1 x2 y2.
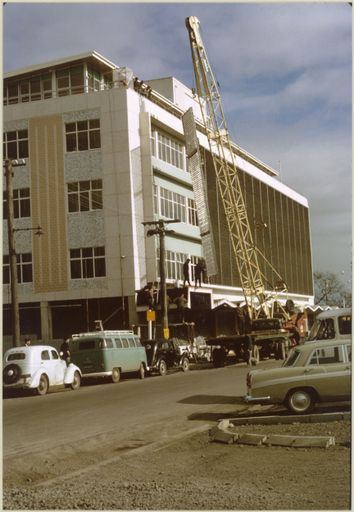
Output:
184 16 298 365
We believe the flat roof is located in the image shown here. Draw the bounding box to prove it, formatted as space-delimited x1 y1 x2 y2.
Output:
4 51 118 80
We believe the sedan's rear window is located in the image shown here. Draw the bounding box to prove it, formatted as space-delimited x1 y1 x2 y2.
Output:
308 345 344 365
7 353 26 361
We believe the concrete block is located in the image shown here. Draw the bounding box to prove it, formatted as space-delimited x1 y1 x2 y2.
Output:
236 434 267 446
292 436 335 448
210 429 238 444
264 434 335 448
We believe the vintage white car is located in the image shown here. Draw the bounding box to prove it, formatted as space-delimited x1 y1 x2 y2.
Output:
3 345 82 395
245 339 351 414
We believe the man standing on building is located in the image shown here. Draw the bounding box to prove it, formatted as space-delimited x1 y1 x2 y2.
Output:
183 259 191 287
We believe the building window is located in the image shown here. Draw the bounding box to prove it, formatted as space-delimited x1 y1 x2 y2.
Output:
3 130 29 159
68 179 102 212
153 183 198 227
3 188 31 219
187 198 198 226
166 250 187 281
160 188 186 223
3 253 33 284
88 68 101 92
65 119 101 152
70 246 106 279
157 249 200 282
56 66 84 96
152 129 186 171
4 74 52 105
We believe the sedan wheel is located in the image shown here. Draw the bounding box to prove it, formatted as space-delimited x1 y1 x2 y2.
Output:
37 374 49 396
286 388 315 414
71 371 81 390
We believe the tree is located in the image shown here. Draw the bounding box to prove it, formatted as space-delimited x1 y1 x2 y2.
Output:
314 271 351 308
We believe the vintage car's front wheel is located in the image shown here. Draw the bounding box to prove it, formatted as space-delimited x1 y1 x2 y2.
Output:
37 374 49 396
286 388 315 414
158 359 168 376
71 371 81 390
181 356 190 372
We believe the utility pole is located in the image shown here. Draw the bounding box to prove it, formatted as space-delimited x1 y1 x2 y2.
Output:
4 158 42 347
4 159 21 347
142 219 180 339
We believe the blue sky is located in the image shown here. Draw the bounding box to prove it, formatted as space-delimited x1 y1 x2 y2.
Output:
3 2 352 286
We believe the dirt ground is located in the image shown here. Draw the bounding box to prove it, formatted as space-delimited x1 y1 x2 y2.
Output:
3 416 351 510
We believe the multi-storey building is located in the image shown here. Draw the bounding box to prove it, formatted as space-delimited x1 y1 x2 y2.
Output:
3 51 314 343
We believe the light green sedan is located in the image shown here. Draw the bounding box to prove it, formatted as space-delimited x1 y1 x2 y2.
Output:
245 339 351 414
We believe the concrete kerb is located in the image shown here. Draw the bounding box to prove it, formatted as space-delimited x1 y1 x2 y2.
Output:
209 412 350 447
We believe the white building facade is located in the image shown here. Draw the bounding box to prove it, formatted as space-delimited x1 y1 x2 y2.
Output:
3 51 314 342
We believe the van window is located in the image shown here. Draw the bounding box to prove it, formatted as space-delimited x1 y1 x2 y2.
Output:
98 339 113 349
121 338 129 348
338 315 351 335
128 339 136 348
114 338 122 348
79 340 96 350
51 350 59 359
135 338 142 347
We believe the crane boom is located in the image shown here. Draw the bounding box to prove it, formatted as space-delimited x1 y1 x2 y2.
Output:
185 16 268 317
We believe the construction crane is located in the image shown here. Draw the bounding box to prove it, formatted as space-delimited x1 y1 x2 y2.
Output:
185 16 285 320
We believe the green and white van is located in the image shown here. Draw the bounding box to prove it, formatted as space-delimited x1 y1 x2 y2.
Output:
70 330 147 383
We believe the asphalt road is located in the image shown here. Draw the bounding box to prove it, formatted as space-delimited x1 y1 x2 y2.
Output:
3 360 278 460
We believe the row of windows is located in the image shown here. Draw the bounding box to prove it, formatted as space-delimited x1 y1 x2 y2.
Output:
153 184 198 227
3 66 111 105
3 246 107 284
3 120 101 160
2 247 202 286
3 180 103 219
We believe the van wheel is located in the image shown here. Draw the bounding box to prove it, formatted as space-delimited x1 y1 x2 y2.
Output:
111 368 121 383
71 371 81 390
138 364 145 379
159 359 167 376
37 374 49 395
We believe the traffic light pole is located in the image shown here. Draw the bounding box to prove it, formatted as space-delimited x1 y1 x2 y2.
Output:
142 218 180 340
159 228 168 338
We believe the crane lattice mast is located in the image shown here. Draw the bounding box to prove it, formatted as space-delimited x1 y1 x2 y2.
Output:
186 16 269 317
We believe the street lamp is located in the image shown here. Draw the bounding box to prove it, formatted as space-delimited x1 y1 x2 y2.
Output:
142 219 180 339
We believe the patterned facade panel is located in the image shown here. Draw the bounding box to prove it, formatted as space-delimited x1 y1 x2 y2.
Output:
29 115 68 293
67 211 105 247
205 149 313 296
65 150 103 182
